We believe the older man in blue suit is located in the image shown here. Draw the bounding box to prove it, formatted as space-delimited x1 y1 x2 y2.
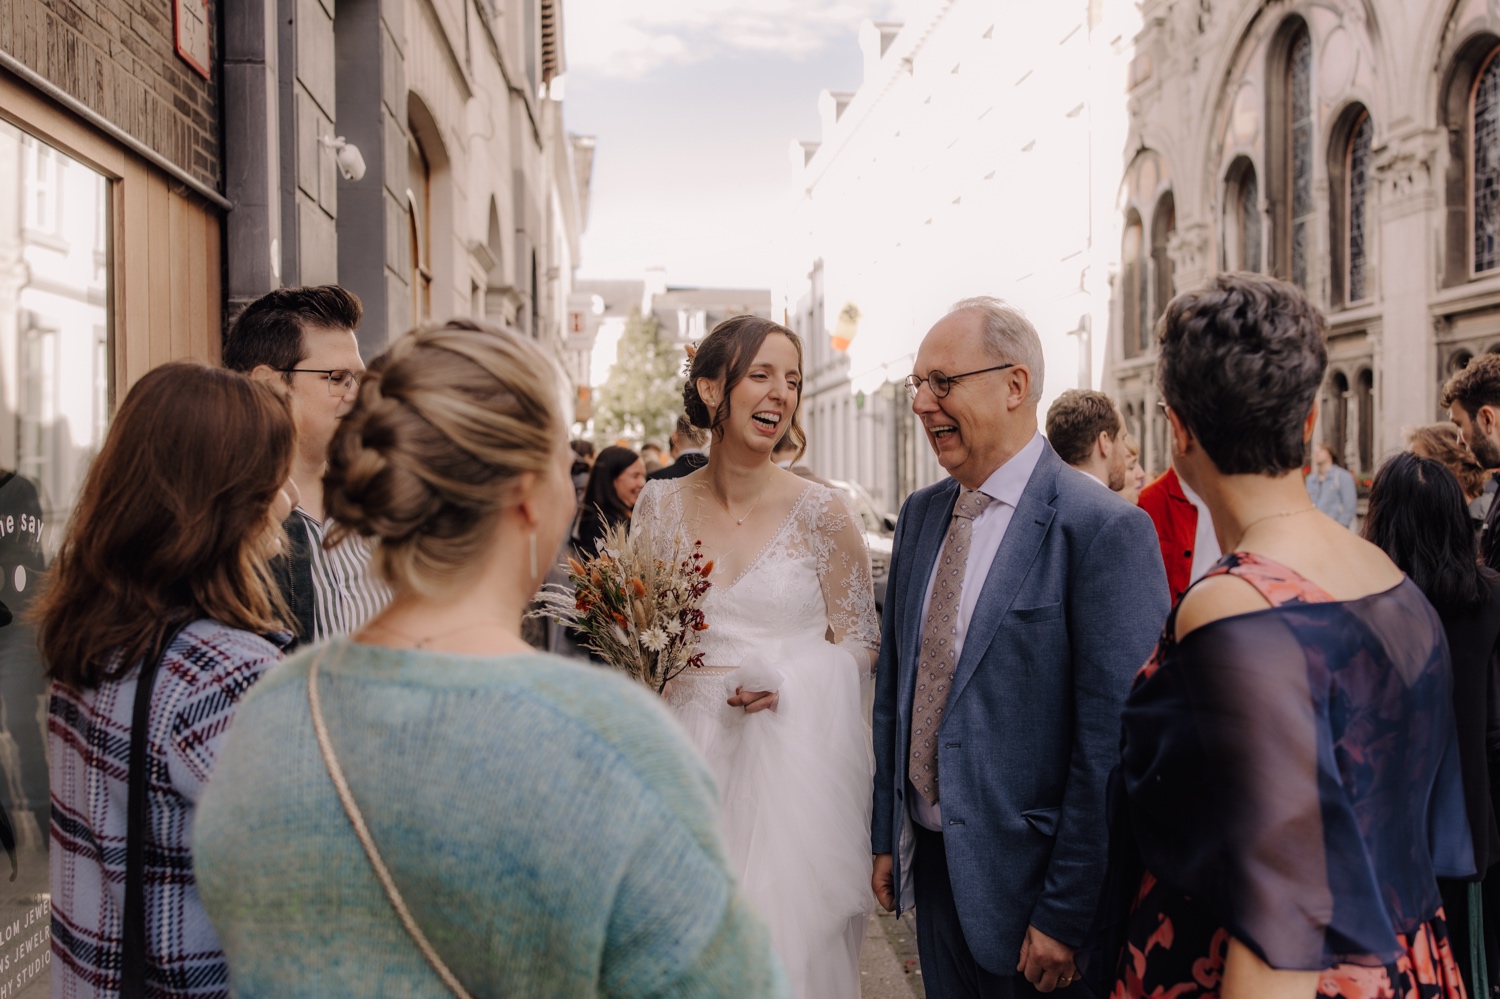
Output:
872 297 1169 997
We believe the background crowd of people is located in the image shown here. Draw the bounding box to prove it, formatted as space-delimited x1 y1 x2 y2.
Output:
31 272 1500 999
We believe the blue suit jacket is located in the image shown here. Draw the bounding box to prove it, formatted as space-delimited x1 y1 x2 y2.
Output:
871 441 1169 972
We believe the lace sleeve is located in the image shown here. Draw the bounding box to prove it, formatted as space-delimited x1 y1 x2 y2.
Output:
629 479 677 563
810 485 880 672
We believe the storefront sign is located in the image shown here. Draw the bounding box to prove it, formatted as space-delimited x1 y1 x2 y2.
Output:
174 0 211 80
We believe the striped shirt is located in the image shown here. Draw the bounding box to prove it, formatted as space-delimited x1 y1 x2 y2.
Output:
49 619 283 999
290 509 391 642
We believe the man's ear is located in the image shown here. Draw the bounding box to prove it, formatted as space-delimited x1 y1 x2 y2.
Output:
1097 430 1114 461
1480 404 1500 438
1005 366 1031 411
248 364 282 385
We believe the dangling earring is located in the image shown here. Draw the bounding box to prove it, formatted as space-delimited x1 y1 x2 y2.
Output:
529 530 539 581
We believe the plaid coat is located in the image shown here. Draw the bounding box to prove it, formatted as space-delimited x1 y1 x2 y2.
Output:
49 619 282 998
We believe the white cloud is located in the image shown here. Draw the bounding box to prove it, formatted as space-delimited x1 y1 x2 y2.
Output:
566 0 907 78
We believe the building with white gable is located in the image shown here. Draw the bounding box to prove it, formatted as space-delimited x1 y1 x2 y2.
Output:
778 0 1141 513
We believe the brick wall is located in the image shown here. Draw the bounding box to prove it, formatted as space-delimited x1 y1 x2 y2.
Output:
2 0 220 188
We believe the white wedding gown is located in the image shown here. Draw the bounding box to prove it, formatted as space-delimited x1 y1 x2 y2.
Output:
633 477 880 999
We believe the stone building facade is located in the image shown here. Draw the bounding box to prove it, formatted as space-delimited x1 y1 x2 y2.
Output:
227 0 594 410
1109 0 1500 481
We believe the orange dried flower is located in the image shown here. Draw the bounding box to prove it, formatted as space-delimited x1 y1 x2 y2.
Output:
628 577 646 599
700 560 714 577
567 557 586 577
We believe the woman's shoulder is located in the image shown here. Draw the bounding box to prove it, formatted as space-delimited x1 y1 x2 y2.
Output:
162 619 282 690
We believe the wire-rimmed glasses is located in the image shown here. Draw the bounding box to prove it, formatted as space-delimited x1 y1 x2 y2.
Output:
903 363 1016 400
281 368 360 397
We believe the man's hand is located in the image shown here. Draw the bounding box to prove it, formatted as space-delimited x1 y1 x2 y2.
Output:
871 853 896 912
726 687 778 713
1017 924 1077 993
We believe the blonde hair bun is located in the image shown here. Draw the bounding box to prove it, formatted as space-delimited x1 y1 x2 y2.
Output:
325 320 562 593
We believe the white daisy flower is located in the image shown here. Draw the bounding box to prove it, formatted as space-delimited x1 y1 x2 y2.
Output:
640 627 669 651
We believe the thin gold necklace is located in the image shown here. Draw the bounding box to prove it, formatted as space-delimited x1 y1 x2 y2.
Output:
366 619 512 650
1234 505 1317 546
702 474 773 526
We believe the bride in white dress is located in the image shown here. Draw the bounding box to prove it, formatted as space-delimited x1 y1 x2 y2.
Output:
631 316 880 999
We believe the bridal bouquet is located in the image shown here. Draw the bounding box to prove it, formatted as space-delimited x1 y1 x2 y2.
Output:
533 521 713 691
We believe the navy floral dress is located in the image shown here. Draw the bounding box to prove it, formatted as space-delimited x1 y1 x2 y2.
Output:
1108 554 1472 999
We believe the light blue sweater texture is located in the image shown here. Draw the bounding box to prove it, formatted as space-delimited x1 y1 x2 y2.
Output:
193 641 788 998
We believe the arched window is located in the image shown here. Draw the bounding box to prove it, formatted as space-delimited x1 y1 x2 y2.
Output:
1223 158 1261 272
1355 368 1375 472
1324 370 1350 466
1122 211 1146 358
1150 193 1176 323
1289 28 1314 289
1474 48 1500 274
1347 113 1373 301
407 129 433 322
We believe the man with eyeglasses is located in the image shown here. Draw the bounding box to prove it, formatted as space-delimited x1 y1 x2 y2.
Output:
871 297 1168 998
224 286 390 649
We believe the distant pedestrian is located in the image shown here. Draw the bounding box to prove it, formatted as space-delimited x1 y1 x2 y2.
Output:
1364 451 1500 999
1045 388 1129 491
570 439 596 504
1410 422 1493 535
37 363 295 999
1306 442 1357 527
1101 273 1470 999
649 414 710 480
223 286 390 649
576 445 646 556
1113 431 1146 505
193 321 785 998
641 441 666 473
1443 353 1500 566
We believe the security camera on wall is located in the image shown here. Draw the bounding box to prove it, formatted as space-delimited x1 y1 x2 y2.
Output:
320 136 367 182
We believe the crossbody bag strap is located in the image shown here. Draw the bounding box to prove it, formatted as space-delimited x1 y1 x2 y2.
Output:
122 619 190 999
308 646 474 999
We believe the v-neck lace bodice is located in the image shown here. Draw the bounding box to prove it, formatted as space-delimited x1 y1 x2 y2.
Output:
632 476 881 679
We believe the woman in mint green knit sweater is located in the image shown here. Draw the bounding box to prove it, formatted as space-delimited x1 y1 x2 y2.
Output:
193 321 787 998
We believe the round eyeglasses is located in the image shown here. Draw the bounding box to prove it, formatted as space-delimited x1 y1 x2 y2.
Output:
904 363 1016 400
281 368 361 397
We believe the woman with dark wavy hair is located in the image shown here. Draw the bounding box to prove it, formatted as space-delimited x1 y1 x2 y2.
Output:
1100 274 1472 999
631 315 880 998
1364 451 1500 999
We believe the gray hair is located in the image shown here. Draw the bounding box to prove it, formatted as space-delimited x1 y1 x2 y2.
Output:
947 296 1045 403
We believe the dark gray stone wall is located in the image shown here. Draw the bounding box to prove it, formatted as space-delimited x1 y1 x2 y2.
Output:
1 0 222 188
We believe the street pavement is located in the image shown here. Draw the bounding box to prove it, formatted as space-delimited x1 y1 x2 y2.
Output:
860 909 925 998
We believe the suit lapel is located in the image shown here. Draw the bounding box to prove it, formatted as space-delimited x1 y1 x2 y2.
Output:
901 480 960 675
948 449 1060 706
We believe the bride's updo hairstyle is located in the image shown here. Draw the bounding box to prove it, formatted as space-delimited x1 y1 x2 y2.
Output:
325 319 562 595
683 315 807 460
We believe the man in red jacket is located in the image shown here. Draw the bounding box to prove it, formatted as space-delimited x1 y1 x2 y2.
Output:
1137 466 1220 604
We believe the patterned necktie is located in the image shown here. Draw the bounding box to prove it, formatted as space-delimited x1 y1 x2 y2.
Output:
909 487 993 806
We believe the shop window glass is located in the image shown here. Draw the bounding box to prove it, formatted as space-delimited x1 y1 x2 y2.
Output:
0 120 112 981
1347 112 1373 301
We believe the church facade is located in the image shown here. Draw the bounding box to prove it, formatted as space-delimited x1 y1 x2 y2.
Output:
1108 0 1500 482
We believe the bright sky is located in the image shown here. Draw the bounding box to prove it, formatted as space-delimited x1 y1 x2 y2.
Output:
563 0 915 289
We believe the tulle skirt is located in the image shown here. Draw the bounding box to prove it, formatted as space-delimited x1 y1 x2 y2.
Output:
666 643 875 999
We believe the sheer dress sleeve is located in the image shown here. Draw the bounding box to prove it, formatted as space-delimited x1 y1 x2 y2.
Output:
1119 585 1470 970
809 486 880 673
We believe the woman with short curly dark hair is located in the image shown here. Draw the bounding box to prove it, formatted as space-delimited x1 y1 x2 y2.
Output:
1101 274 1472 999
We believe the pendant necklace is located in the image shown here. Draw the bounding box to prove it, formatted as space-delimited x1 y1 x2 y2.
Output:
704 474 773 526
368 619 512 650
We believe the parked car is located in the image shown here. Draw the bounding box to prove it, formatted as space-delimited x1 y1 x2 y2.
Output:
829 479 895 615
